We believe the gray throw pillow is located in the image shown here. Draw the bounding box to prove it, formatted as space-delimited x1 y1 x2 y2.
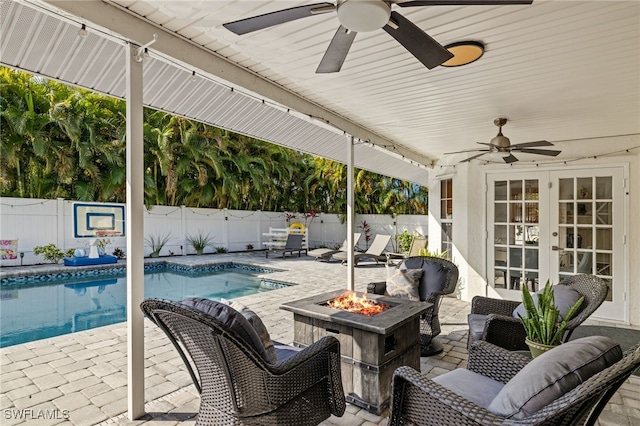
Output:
487 336 622 419
385 265 423 301
512 285 584 320
180 297 275 363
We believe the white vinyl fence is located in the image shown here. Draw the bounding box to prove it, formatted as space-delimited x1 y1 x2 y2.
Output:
0 197 428 266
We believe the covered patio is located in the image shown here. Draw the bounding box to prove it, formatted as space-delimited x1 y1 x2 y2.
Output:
2 253 639 425
1 0 639 423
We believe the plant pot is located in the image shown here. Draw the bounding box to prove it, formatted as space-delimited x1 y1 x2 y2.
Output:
150 252 159 258
525 338 557 358
195 249 204 255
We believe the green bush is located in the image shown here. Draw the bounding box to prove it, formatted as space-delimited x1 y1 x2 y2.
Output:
33 244 73 264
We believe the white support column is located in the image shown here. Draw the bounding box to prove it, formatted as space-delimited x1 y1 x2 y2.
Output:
346 135 355 291
126 43 145 420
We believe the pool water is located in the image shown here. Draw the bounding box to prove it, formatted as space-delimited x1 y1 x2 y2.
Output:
0 267 278 348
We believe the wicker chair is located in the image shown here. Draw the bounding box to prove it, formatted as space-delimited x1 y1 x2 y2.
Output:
141 298 346 426
467 274 608 351
389 339 640 426
368 256 459 356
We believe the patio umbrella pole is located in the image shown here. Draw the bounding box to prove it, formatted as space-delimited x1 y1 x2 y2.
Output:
347 134 355 291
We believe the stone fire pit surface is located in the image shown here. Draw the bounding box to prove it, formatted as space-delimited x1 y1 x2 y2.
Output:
280 289 430 335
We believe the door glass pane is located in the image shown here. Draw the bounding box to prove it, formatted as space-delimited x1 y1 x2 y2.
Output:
525 248 538 269
525 203 539 223
558 202 573 224
495 225 507 244
510 203 522 222
524 225 539 246
577 202 592 224
510 247 522 268
577 251 593 274
577 227 592 248
525 272 539 292
596 228 612 250
525 180 538 200
559 251 574 273
510 180 522 200
577 178 592 199
596 253 612 276
495 203 507 222
596 202 612 225
495 181 507 200
559 178 573 200
596 177 612 199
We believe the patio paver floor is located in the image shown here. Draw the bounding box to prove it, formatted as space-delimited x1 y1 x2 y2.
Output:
1 253 638 425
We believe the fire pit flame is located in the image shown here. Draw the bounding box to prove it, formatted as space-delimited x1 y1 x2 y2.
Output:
326 292 390 316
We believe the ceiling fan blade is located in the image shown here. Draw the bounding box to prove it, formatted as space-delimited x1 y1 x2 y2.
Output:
510 140 554 148
395 0 533 6
476 142 493 147
515 148 562 157
503 153 519 163
223 3 334 35
316 26 357 73
445 148 490 155
460 152 489 163
383 11 453 69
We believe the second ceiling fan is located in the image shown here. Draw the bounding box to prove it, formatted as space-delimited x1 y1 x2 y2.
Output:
446 118 561 163
223 0 533 73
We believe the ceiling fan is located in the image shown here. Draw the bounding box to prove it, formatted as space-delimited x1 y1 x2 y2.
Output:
223 0 533 73
446 118 561 163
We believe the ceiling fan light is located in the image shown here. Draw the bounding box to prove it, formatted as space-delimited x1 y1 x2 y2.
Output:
441 41 484 67
490 135 511 148
337 0 391 32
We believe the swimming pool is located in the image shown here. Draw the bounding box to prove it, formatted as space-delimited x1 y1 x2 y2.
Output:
0 263 285 347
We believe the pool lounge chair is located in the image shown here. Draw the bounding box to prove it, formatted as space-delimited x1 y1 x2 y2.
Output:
307 233 361 262
386 235 428 263
334 234 392 266
266 233 306 258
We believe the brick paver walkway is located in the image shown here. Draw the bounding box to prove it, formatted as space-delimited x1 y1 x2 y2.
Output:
1 253 638 425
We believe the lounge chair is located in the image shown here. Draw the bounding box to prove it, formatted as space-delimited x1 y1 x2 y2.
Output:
334 234 392 266
386 235 427 263
307 233 361 262
266 233 306 258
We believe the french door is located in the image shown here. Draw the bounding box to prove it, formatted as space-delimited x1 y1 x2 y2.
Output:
487 167 627 323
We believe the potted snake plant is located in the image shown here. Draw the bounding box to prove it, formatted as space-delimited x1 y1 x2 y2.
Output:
518 280 584 357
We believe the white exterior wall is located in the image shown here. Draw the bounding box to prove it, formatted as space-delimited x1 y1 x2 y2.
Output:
429 135 639 327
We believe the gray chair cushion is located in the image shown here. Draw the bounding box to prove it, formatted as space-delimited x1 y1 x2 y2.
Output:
180 297 274 363
402 257 449 301
487 336 622 419
221 299 278 364
467 313 488 341
274 341 302 363
512 285 584 320
434 368 504 410
385 265 423 301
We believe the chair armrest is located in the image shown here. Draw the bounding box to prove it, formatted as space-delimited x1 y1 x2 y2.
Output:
265 336 346 416
367 281 386 295
467 340 530 384
483 314 530 351
389 366 506 426
470 296 521 316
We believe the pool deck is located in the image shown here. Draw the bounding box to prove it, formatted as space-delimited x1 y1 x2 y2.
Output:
1 252 639 425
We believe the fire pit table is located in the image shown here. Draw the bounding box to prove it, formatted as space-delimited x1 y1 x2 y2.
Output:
281 290 431 414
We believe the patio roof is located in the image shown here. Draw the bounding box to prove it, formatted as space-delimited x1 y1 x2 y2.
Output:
3 1 638 187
